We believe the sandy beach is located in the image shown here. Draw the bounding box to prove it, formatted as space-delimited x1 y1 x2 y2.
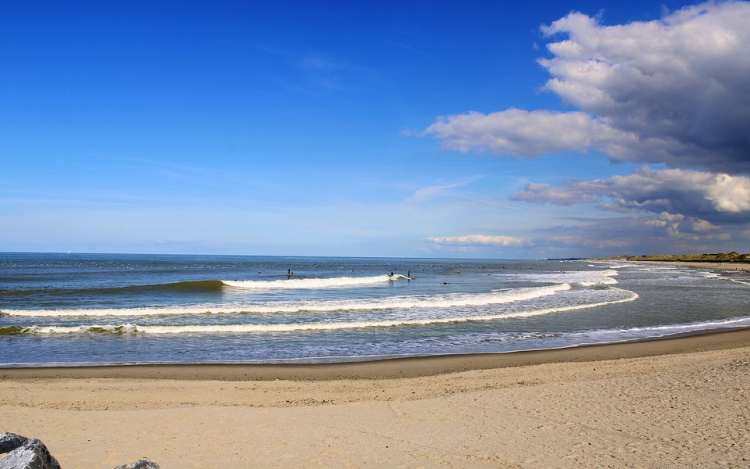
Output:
2 329 749 468
622 259 750 273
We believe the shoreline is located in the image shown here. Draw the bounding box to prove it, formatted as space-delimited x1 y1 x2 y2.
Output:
3 327 750 381
613 259 750 272
3 326 749 467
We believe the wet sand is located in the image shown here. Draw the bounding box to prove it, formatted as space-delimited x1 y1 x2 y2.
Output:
2 329 749 468
622 259 750 273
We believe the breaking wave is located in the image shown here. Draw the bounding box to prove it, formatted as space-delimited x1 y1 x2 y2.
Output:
500 268 619 287
223 274 407 290
0 275 408 299
1 289 639 335
1 283 572 317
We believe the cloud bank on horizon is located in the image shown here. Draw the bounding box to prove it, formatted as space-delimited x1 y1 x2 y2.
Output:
424 1 750 255
428 235 528 247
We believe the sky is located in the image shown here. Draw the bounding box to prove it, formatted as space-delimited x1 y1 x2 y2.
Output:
2 0 749 258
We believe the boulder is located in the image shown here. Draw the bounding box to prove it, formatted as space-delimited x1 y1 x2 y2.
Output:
113 459 160 469
1 433 160 469
0 433 28 455
0 439 61 469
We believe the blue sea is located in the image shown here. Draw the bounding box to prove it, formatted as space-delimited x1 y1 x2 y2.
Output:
1 253 749 366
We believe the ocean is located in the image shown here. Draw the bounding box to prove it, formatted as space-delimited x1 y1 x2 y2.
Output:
1 252 749 366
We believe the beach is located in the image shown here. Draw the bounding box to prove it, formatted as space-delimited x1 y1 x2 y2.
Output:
624 259 750 273
2 329 749 468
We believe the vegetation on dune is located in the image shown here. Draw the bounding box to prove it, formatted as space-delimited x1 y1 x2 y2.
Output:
605 252 750 263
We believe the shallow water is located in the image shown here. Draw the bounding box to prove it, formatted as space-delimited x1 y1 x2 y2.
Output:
1 253 748 365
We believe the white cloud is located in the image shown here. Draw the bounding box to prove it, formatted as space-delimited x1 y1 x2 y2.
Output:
705 174 750 212
511 167 750 222
423 1 750 174
423 109 692 165
423 109 601 157
534 214 736 257
420 1 750 255
427 234 528 247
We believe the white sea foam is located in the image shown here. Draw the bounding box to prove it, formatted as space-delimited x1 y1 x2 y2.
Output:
606 263 638 269
468 316 750 350
2 283 573 317
578 276 618 287
222 274 404 290
501 269 619 287
697 271 721 279
22 324 139 334
726 277 750 286
17 289 639 335
569 317 750 345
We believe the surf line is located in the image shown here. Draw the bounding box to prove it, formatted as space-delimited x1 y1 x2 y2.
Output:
223 274 408 290
1 284 575 317
11 290 639 335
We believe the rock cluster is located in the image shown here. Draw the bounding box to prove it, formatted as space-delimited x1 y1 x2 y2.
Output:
0 434 159 469
112 460 160 469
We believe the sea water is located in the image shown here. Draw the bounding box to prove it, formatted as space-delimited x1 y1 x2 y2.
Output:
0 253 748 366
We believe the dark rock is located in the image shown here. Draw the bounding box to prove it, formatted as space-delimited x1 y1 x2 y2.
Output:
0 433 29 455
113 459 160 469
0 439 61 469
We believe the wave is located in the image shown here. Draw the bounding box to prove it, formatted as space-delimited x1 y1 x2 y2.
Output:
1 283 572 317
501 269 619 287
697 271 721 279
726 277 750 286
472 316 750 349
578 276 618 287
222 274 406 290
1 290 639 335
0 275 406 298
0 280 227 297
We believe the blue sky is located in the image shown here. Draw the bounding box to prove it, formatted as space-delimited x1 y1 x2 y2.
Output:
2 1 749 258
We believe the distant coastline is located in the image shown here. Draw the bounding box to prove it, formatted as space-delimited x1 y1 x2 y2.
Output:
598 251 749 263
598 252 750 273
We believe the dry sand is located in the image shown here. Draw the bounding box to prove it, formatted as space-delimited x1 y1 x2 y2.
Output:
2 330 750 468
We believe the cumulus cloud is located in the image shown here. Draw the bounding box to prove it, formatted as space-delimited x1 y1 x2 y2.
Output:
427 234 528 247
424 110 602 158
511 167 750 222
424 109 699 166
423 1 750 174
